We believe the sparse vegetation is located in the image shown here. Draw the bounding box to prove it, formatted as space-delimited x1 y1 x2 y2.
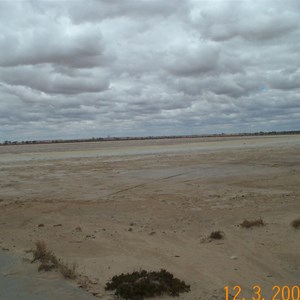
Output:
240 218 265 228
32 240 77 279
32 240 57 264
291 218 300 229
58 262 77 279
38 260 56 272
78 276 93 290
209 230 224 240
105 269 190 300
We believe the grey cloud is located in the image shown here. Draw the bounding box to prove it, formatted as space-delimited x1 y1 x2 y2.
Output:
210 78 244 98
165 44 220 76
1 0 300 141
267 70 300 90
171 74 250 98
192 1 300 42
0 1 112 69
0 66 109 94
0 23 108 68
66 0 186 23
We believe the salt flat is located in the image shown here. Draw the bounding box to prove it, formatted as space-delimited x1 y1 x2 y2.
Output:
0 135 300 299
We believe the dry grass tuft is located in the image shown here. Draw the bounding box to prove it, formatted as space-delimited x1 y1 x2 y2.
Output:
32 240 58 265
38 261 56 272
58 262 77 279
32 240 77 279
291 218 300 229
240 218 265 229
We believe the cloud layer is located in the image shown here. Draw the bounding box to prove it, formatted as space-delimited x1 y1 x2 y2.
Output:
1 0 300 141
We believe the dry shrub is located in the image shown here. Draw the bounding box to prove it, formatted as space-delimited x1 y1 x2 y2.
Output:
32 240 77 279
209 231 224 240
38 261 56 272
32 241 58 265
33 240 48 261
105 269 190 299
58 262 77 279
240 218 265 228
291 218 300 229
78 276 92 290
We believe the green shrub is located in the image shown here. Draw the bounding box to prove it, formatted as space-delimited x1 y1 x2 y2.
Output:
105 269 190 299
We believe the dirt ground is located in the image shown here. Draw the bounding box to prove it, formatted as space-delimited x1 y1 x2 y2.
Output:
0 135 300 299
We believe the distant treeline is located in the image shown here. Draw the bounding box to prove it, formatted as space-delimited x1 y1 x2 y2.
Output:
1 130 300 146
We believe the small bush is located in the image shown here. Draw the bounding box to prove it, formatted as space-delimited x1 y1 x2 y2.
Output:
209 231 224 240
291 218 300 229
240 218 265 229
105 269 190 299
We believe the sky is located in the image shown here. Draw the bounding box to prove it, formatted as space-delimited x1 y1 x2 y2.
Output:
1 0 300 141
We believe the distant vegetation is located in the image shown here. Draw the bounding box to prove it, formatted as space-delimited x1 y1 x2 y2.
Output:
2 130 300 146
240 218 265 229
209 230 224 239
291 218 300 229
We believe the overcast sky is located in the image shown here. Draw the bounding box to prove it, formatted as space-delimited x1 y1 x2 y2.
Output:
1 0 300 141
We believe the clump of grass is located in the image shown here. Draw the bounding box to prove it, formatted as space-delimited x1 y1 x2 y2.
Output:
78 276 93 290
240 218 265 229
38 261 56 272
105 269 190 299
32 241 58 265
209 231 224 240
291 218 300 229
58 262 77 279
32 240 77 279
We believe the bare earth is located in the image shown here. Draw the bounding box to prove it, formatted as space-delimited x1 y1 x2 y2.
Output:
0 135 300 299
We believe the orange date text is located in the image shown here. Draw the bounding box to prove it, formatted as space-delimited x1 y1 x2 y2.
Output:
224 285 300 300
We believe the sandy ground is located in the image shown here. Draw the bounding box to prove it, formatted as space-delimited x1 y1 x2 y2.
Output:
0 135 300 299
